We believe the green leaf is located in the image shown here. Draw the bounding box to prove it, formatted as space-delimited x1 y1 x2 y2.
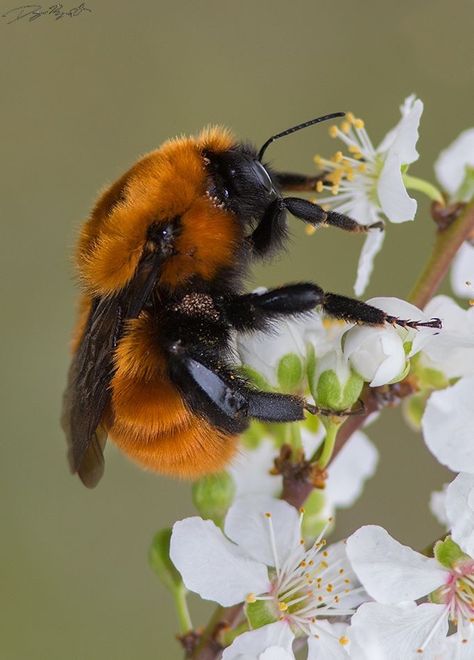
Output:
277 353 303 392
245 599 277 629
192 472 236 526
149 528 183 591
434 536 467 568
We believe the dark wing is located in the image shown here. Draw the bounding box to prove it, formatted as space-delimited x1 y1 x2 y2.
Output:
62 249 167 488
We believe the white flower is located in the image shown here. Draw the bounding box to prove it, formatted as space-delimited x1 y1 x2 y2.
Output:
170 496 363 645
314 95 423 295
347 525 474 656
450 242 474 300
434 128 474 199
421 376 474 472
421 295 474 378
343 297 438 387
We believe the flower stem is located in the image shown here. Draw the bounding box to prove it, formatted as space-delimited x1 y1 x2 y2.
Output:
409 199 474 308
174 585 193 635
402 174 444 204
315 419 342 469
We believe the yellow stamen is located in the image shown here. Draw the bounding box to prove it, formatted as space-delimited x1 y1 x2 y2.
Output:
339 636 349 646
341 121 351 134
354 118 365 129
246 593 256 603
316 180 324 193
329 125 338 138
305 224 317 236
346 112 355 124
278 601 288 612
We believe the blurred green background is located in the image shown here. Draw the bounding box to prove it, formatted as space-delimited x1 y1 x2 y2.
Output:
2 0 473 657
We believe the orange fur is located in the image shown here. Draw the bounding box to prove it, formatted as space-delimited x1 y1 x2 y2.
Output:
76 127 239 296
71 127 242 479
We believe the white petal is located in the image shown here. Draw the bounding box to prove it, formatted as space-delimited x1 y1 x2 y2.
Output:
343 324 406 387
346 525 448 602
349 602 448 660
378 149 417 222
307 621 350 659
224 496 301 568
446 472 474 556
451 242 474 299
422 377 474 472
354 228 385 296
326 430 378 508
377 95 423 164
222 621 295 660
422 295 474 377
229 438 282 498
435 128 474 196
170 517 269 606
429 484 449 527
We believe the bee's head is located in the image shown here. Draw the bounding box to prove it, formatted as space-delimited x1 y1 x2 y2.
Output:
202 144 279 226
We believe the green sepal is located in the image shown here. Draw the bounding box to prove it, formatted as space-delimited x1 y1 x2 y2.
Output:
277 353 303 392
149 528 183 592
434 536 468 568
411 355 449 390
192 472 236 526
303 411 320 434
245 599 277 629
316 369 363 411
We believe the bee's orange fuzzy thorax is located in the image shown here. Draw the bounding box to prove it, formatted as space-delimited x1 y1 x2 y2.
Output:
76 126 239 296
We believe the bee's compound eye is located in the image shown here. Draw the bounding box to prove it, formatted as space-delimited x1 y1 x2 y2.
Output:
254 161 275 193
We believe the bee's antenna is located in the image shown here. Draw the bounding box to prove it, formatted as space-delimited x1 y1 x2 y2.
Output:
257 112 346 162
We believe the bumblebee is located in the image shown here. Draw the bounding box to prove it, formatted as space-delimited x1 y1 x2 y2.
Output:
62 114 440 487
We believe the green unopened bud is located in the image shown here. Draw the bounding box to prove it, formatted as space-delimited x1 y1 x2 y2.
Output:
301 489 333 539
245 598 277 629
434 536 468 569
277 353 304 392
314 368 363 411
192 472 236 526
149 528 183 592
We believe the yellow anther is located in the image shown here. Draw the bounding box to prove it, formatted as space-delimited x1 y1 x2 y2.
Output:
319 561 329 570
305 224 317 236
316 180 324 193
344 579 351 584
331 185 340 196
332 150 344 163
314 154 322 166
314 633 320 639
462 639 469 644
358 163 367 173
334 595 340 603
265 512 271 518
346 112 355 124
339 568 345 574
416 650 423 654
348 145 361 154
326 584 333 593
300 538 305 545
329 125 338 138
246 593 257 603
354 118 365 129
339 636 349 647
323 550 329 557
278 601 288 612
318 595 323 602
341 121 351 134
300 560 307 568
309 560 314 566
299 507 305 514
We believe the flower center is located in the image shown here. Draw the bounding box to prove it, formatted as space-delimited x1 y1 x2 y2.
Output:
247 510 361 642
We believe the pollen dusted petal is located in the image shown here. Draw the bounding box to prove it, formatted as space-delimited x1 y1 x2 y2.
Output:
170 517 269 607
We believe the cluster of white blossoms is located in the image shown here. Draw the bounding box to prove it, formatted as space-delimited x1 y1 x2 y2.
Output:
157 99 474 659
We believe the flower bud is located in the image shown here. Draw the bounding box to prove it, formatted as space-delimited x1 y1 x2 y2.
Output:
149 528 184 592
192 472 236 526
343 324 407 387
309 348 363 411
